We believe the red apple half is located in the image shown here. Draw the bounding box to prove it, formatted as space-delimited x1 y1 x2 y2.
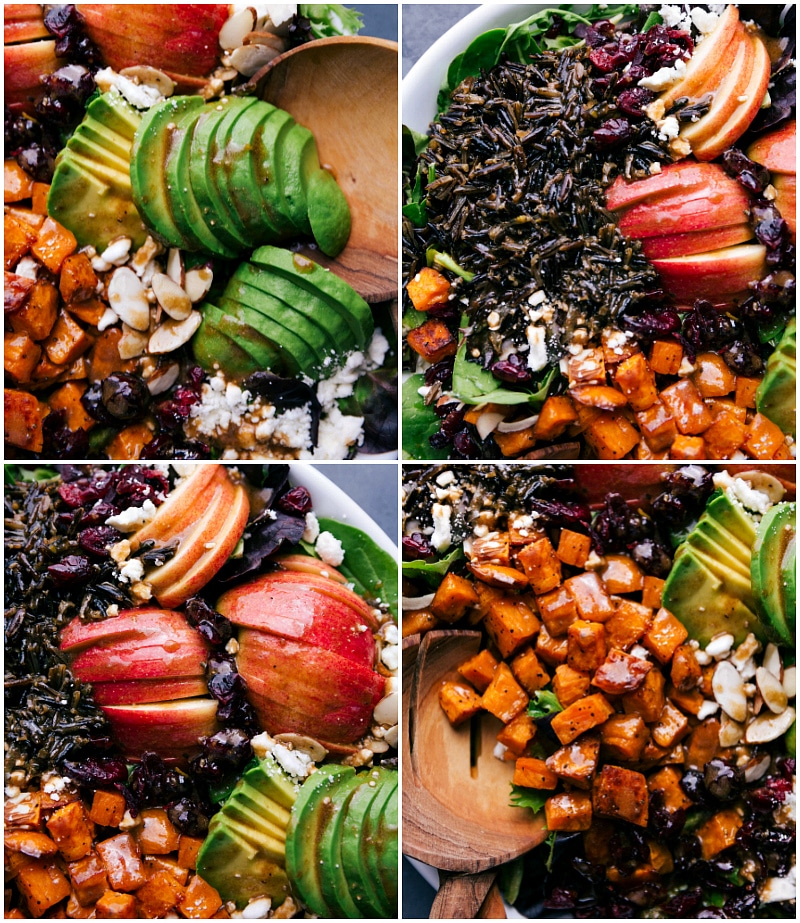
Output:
101 699 220 760
747 121 796 175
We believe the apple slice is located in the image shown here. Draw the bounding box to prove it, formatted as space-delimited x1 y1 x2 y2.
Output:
91 676 209 706
274 554 349 585
619 180 751 238
692 34 772 162
681 25 753 145
101 698 220 759
4 39 59 112
746 121 796 174
640 223 754 260
773 173 796 241
60 606 195 653
660 4 740 109
605 161 718 211
154 481 249 609
650 243 767 303
4 5 50 44
70 629 210 683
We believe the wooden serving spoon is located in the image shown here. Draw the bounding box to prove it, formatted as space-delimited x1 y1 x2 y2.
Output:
404 631 548 918
248 36 398 303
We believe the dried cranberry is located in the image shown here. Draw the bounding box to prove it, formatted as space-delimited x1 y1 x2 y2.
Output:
41 410 90 458
623 305 682 342
43 5 102 67
544 888 577 909
704 758 743 802
424 357 454 388
402 533 434 560
752 203 788 250
101 372 150 422
662 888 703 917
276 485 313 515
589 47 617 73
616 64 649 89
61 756 128 787
452 429 476 457
491 354 533 384
724 891 758 917
594 117 632 147
113 466 168 507
167 799 209 837
617 87 654 117
48 554 93 586
680 769 708 804
208 671 246 705
155 385 202 431
723 148 771 193
682 300 738 355
721 339 764 376
78 525 122 557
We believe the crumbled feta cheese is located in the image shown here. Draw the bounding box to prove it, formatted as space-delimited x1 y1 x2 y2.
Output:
691 6 720 35
430 503 452 552
436 470 455 488
658 115 680 140
526 325 548 372
315 531 344 566
302 511 320 544
118 558 144 584
106 499 157 532
713 473 774 515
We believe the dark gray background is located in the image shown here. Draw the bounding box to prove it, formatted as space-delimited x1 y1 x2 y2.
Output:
313 463 398 540
403 3 477 76
353 3 399 40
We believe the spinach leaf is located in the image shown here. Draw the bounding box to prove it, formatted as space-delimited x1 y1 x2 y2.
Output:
402 375 449 460
527 689 564 719
403 164 431 227
401 545 463 583
317 518 398 619
4 465 59 485
509 784 549 814
299 4 362 38
499 856 525 905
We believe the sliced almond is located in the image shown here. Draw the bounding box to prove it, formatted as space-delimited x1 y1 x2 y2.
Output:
148 312 202 354
230 41 282 76
712 660 748 723
373 691 398 727
384 725 398 749
273 733 327 763
166 248 183 286
118 324 150 360
737 471 786 504
120 65 175 97
243 30 285 50
762 642 782 680
756 666 789 714
719 713 744 747
184 266 213 303
744 705 795 744
743 753 771 783
107 266 150 331
705 632 735 659
783 665 796 699
219 6 256 50
146 363 181 396
151 273 192 320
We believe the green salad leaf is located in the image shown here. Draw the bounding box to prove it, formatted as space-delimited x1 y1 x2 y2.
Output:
4 465 59 485
299 4 363 38
498 856 525 905
401 545 464 583
509 784 549 814
402 375 450 459
317 518 398 619
527 689 564 719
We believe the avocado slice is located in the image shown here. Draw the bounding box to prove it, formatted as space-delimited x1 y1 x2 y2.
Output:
132 95 201 248
306 166 352 256
685 527 751 580
359 772 397 917
285 763 355 917
690 516 752 568
85 88 141 140
374 779 399 916
163 100 238 257
704 491 758 547
278 124 319 234
689 546 757 610
315 772 365 917
201 301 289 376
250 245 373 348
751 502 796 646
339 769 385 916
245 103 298 236
757 319 796 436
193 308 261 377
189 101 250 251
70 121 133 168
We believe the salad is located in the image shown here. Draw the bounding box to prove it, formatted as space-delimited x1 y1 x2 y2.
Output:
5 4 398 461
402 462 796 917
402 3 796 461
4 462 398 918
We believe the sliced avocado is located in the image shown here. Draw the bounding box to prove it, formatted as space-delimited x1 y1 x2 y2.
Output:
204 300 295 376
689 546 756 610
704 491 758 547
131 95 201 248
686 528 751 580
163 99 238 256
359 772 397 917
193 307 261 377
757 319 796 436
339 769 385 916
70 121 133 168
223 800 288 844
691 517 752 568
250 245 373 348
189 101 250 251
246 103 298 236
84 88 141 140
316 772 365 918
751 502 796 646
278 124 319 234
374 779 398 916
662 545 765 646
306 167 352 256
285 764 354 917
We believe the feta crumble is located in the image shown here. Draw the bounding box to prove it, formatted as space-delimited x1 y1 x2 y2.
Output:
315 531 344 567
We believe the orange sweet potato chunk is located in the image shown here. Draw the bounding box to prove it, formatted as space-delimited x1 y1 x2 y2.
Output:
178 873 223 919
45 801 94 862
406 267 451 311
546 734 600 789
496 713 537 757
556 529 592 568
430 573 479 623
510 646 550 695
406 319 457 363
600 713 650 762
550 692 615 745
600 554 644 594
136 808 180 855
545 791 593 831
95 833 146 892
513 757 558 790
642 607 689 664
614 351 658 411
592 764 649 827
517 537 561 595
566 619 607 673
15 859 71 918
552 663 591 707
458 648 499 693
660 379 713 435
31 217 77 274
484 596 540 658
536 585 578 637
697 809 744 860
533 395 578 441
564 572 615 622
95 890 137 918
481 663 529 723
649 340 682 375
439 680 482 727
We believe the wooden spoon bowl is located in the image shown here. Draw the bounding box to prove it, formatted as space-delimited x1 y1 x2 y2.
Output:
248 36 398 303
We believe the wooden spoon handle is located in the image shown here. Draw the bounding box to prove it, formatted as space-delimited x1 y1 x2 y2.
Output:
430 870 503 919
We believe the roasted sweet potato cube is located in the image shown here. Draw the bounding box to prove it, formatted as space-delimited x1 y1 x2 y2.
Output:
4 830 59 858
467 561 529 590
641 577 664 611
670 435 706 460
570 384 628 411
484 596 540 658
406 266 451 311
600 555 643 595
136 808 180 855
43 310 92 367
571 400 602 433
667 682 705 717
703 412 747 459
744 412 787 459
177 837 204 872
670 644 701 691
622 666 665 723
88 790 127 829
510 646 550 695
143 856 189 887
4 212 38 268
535 624 568 666
710 398 747 424
556 529 592 568
47 382 95 432
553 663 591 707
513 757 558 790
496 713 537 757
517 537 561 595
66 891 96 919
567 620 607 673
593 765 649 827
636 440 670 460
88 327 126 382
430 573 479 623
636 400 678 452
536 585 578 637
406 319 457 363
439 680 482 727
545 791 593 831
59 252 98 304
5 159 35 202
604 600 652 651
660 379 713 435
136 869 185 918
649 340 682 375
8 279 59 342
533 394 578 441
734 376 760 408
692 352 736 398
473 581 504 614
584 411 640 460
470 532 511 566
648 766 693 813
95 890 137 918
4 388 45 452
4 331 41 384
600 713 650 761
592 649 652 695
564 572 615 623
95 833 146 892
650 700 690 749
15 859 71 918
696 809 744 860
550 692 615 745
68 852 108 906
615 352 658 411
642 607 688 664
178 873 223 919
106 423 154 460
458 648 499 693
684 718 722 769
64 295 108 327
402 607 440 638
481 663 529 723
546 734 600 789
31 217 77 273
31 182 50 215
493 425 538 458
45 801 94 861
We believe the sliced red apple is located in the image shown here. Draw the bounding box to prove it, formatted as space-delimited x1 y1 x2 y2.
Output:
101 698 220 759
640 223 754 259
4 39 59 112
681 24 753 145
618 179 751 238
773 173 796 241
70 631 210 683
746 121 796 174
91 676 209 706
60 606 195 653
660 4 740 109
273 554 349 585
650 243 767 303
692 34 772 162
4 5 50 44
605 161 719 211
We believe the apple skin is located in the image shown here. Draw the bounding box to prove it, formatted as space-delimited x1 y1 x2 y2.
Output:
746 121 796 175
60 606 197 652
4 39 59 112
650 243 767 305
70 631 210 683
4 5 50 44
773 174 796 242
640 223 753 260
101 699 220 760
605 161 716 211
273 554 349 585
91 677 209 706
76 4 229 89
